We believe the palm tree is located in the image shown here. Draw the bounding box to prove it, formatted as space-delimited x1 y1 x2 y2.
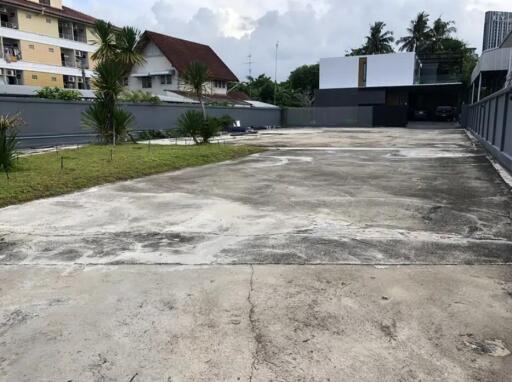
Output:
84 21 144 145
430 18 457 51
91 20 116 62
365 22 395 54
397 12 432 53
181 61 210 118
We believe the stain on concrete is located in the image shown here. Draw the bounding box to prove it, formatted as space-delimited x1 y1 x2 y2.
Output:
462 335 511 357
0 310 35 335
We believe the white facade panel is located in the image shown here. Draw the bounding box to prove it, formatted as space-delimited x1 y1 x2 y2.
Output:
0 26 96 53
319 57 359 89
320 53 415 90
0 59 94 77
366 53 415 87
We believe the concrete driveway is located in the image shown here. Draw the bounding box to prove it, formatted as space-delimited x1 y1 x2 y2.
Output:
1 127 511 381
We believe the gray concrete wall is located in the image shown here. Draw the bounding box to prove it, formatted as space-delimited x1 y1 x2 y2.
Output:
0 97 281 148
283 106 373 127
462 88 512 173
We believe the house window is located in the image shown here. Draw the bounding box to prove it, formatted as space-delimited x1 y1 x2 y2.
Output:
32 74 38 80
26 13 32 19
29 44 35 50
141 76 152 89
39 0 51 5
160 75 172 85
46 17 52 24
49 47 54 53
214 80 226 88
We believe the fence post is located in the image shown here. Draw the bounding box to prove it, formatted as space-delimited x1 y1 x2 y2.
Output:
500 91 510 152
492 96 499 145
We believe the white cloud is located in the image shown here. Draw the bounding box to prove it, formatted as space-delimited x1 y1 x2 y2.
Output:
66 0 511 81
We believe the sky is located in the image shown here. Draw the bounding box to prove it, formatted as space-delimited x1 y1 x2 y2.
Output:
66 0 511 81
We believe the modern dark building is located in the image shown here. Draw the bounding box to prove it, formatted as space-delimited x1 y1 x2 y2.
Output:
482 11 512 52
316 52 464 125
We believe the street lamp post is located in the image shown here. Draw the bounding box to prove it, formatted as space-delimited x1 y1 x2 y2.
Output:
274 41 279 106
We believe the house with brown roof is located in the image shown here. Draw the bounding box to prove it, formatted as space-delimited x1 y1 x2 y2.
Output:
127 31 241 103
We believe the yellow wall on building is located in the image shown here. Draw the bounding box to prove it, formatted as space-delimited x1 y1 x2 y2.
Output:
20 41 62 66
26 0 63 9
17 10 59 38
23 71 64 87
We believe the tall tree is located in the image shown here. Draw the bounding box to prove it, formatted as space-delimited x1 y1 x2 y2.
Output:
181 61 210 119
287 64 319 101
397 12 432 53
365 22 395 54
430 17 457 52
347 21 394 56
83 20 144 145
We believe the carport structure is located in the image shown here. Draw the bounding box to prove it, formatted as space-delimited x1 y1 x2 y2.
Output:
0 127 511 381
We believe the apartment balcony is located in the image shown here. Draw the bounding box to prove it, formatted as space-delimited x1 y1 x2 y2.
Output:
0 7 18 30
2 38 22 62
58 20 87 43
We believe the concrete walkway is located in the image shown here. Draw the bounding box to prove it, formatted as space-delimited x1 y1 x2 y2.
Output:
1 128 511 381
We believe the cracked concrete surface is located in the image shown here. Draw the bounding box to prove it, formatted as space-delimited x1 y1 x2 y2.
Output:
0 127 511 381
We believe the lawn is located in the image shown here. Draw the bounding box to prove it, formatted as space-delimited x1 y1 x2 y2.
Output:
0 143 263 208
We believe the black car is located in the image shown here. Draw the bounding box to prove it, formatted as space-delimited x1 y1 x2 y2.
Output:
413 109 429 121
435 106 457 121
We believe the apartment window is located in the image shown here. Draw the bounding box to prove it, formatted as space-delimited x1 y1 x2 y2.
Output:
46 17 52 24
51 76 57 82
28 44 35 50
49 47 54 53
160 75 172 85
141 76 152 89
39 0 51 5
32 74 38 80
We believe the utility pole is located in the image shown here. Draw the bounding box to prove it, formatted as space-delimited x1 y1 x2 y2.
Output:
245 53 253 97
274 41 279 106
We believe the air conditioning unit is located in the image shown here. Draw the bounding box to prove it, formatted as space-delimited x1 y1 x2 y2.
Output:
67 76 76 83
0 7 8 13
6 69 16 77
77 77 84 83
75 51 85 58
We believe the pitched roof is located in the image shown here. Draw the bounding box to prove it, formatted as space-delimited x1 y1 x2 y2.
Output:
1 0 97 25
143 31 238 82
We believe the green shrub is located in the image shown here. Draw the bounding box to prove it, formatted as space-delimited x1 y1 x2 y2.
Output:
138 130 167 140
120 90 161 104
177 111 223 144
177 110 203 144
200 116 221 143
0 114 22 179
36 87 82 101
82 101 133 144
218 114 235 130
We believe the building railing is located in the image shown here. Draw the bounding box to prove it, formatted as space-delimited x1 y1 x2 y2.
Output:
415 74 463 85
461 87 512 172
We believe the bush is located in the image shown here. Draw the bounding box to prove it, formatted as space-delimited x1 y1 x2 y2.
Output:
120 90 161 104
177 110 203 144
138 130 167 140
218 114 235 130
177 111 221 144
0 114 22 179
200 116 221 143
82 101 133 144
36 87 82 101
